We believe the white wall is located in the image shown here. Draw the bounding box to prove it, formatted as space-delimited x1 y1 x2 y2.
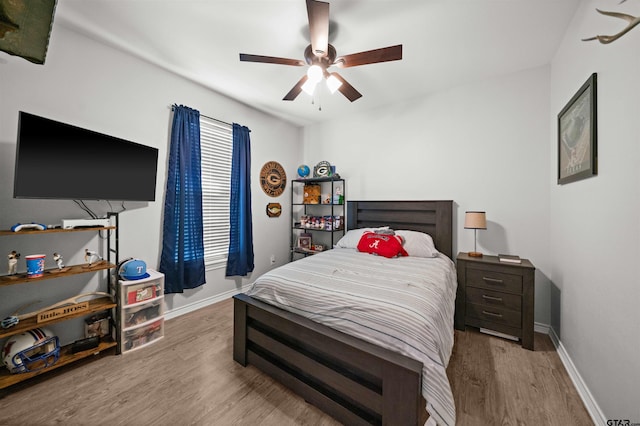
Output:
0 24 301 342
3 4 637 421
550 0 640 422
303 66 553 324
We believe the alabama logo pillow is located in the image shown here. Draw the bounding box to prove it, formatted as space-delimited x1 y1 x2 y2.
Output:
357 231 408 258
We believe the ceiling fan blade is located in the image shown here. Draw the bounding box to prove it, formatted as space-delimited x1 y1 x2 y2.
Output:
283 75 309 101
330 72 362 102
239 53 305 66
334 45 403 68
307 0 329 57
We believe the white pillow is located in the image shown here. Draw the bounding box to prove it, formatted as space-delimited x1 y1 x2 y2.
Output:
335 227 389 249
395 230 439 258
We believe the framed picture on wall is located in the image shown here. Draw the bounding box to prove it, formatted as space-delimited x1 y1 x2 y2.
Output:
557 73 597 185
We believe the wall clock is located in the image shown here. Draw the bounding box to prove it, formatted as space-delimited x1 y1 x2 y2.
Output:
260 161 287 197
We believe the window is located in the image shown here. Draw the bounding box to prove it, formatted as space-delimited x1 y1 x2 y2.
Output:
200 117 232 267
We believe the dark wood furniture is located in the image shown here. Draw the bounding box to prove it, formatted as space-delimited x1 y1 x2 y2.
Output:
455 252 536 350
234 200 453 425
0 216 120 389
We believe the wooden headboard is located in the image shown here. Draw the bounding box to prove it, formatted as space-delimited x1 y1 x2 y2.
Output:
346 200 453 259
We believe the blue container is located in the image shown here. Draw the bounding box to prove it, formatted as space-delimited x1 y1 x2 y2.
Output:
26 254 46 278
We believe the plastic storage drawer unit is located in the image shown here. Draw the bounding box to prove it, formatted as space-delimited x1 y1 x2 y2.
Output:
119 269 165 353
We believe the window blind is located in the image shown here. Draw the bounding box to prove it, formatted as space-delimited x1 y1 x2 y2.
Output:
200 116 232 266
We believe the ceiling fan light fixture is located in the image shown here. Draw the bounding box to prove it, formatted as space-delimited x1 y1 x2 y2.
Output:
306 64 323 83
326 74 342 94
301 78 317 95
239 0 403 103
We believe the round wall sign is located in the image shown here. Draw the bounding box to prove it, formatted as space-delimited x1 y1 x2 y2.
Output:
260 161 287 197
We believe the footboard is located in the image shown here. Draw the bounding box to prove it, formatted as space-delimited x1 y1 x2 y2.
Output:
233 293 427 426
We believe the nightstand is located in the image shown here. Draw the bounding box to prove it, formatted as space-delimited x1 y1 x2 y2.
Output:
455 252 536 350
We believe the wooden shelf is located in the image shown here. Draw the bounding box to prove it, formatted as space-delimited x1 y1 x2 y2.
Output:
0 339 117 389
0 261 115 287
0 296 116 339
0 226 115 237
0 216 120 390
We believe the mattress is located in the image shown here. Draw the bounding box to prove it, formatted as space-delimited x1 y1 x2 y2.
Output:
246 248 457 426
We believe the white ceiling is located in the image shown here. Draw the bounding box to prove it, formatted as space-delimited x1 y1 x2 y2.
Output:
54 0 581 127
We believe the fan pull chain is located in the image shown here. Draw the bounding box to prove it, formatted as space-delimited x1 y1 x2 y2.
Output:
310 91 322 111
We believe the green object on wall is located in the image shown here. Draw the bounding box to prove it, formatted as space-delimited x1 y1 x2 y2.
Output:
0 0 56 64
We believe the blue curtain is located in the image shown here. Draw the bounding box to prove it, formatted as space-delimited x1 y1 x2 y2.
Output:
160 105 206 293
225 123 254 277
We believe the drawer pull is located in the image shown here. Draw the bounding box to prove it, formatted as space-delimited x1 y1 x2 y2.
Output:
483 277 504 284
482 294 503 302
482 310 503 318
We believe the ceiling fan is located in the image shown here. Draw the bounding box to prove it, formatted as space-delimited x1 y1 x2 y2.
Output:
239 0 403 102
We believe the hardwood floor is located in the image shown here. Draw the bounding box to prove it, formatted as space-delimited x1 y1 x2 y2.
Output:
448 329 593 425
0 298 592 425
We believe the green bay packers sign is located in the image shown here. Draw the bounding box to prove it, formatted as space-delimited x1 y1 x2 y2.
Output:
260 161 287 197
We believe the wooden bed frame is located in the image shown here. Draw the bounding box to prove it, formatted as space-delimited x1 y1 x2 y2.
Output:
233 200 453 425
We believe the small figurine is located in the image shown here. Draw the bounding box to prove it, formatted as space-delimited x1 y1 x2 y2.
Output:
7 251 20 275
84 249 102 266
53 252 65 269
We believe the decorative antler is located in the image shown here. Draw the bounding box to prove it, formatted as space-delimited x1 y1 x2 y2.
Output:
583 1 640 44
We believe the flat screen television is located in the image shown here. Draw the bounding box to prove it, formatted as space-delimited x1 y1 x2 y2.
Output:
14 111 159 201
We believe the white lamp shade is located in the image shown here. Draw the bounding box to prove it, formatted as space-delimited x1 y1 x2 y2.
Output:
464 211 487 229
306 65 323 83
301 78 317 95
326 74 343 94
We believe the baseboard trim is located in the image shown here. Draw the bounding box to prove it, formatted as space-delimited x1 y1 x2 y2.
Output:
164 284 253 321
534 321 550 335
548 327 605 426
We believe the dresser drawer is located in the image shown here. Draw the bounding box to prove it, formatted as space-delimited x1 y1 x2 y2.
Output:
466 287 522 312
467 268 522 294
123 318 164 353
456 253 536 350
466 302 521 329
122 299 163 329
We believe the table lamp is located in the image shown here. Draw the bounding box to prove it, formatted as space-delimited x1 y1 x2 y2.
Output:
464 211 486 257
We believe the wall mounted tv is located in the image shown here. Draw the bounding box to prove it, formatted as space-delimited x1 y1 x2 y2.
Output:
14 111 159 201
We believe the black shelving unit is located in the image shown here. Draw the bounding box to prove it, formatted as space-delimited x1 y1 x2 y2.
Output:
290 177 345 261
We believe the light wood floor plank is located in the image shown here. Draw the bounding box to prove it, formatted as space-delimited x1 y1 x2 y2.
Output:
0 298 592 425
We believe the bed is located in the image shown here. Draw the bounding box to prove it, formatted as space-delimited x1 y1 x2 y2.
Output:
233 200 455 426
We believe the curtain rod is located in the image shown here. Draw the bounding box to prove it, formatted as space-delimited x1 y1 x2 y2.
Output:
169 105 232 127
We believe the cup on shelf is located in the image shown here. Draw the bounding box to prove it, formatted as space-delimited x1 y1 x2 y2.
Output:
25 254 46 277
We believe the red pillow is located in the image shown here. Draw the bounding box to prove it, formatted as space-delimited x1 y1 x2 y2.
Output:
357 231 408 258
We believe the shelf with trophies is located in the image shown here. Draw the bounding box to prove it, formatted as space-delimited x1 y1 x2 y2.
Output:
0 214 119 390
291 161 345 261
